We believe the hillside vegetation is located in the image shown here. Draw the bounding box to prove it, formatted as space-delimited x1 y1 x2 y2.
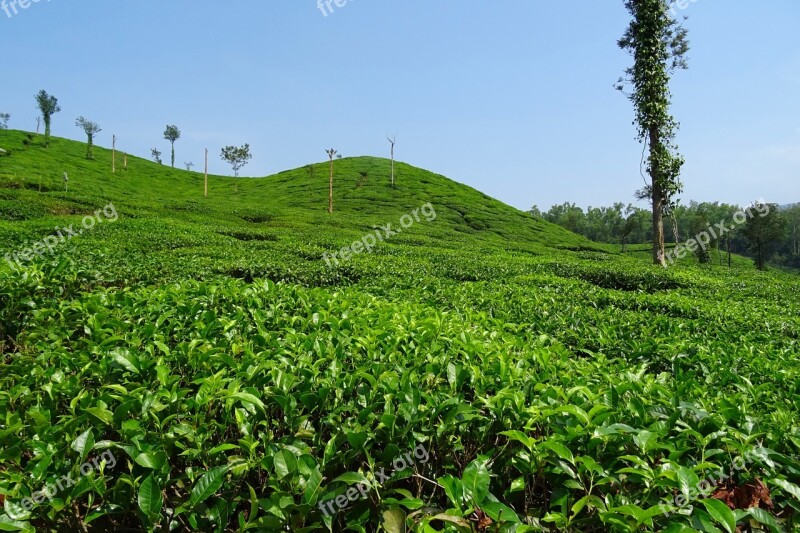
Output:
1 131 799 532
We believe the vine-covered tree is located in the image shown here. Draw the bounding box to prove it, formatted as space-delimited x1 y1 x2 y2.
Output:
163 125 181 168
617 0 689 265
220 144 252 177
75 116 102 159
151 148 163 164
35 90 61 147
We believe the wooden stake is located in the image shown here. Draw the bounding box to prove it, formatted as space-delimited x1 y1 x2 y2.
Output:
204 149 208 198
387 135 396 188
124 153 128 170
325 148 337 213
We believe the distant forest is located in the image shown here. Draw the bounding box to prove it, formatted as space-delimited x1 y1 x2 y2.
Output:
530 201 800 269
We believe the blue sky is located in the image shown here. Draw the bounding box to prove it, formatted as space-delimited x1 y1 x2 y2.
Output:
2 0 798 210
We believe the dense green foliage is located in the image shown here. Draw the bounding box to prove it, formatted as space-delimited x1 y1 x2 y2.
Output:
1 131 799 532
532 201 800 271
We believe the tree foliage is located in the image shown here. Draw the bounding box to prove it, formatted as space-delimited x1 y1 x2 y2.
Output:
742 203 787 270
0 113 9 130
617 0 689 265
34 90 61 147
163 125 181 168
75 116 102 160
151 148 163 165
220 144 252 177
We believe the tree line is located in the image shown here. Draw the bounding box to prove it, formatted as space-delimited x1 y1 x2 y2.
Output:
2 90 254 178
530 201 799 270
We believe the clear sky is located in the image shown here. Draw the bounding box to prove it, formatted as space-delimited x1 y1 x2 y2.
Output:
2 1 798 210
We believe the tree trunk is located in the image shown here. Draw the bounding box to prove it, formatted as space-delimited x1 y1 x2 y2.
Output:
649 126 666 266
171 144 175 168
727 236 732 267
44 117 51 147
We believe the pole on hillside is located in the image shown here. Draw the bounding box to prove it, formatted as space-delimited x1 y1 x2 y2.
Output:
326 148 337 213
204 148 208 198
112 134 116 174
387 135 396 188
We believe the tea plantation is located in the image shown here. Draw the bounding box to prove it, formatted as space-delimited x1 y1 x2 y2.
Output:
1 130 799 532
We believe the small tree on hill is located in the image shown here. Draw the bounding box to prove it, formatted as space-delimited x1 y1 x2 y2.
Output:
151 148 163 164
75 116 102 159
185 162 194 171
221 144 252 177
326 148 337 213
164 125 181 167
35 90 61 147
0 113 9 129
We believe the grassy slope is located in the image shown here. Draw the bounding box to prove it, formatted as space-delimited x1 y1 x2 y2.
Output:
1 130 799 531
0 129 606 260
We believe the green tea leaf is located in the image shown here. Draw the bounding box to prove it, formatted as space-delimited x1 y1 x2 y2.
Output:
138 473 163 521
188 466 228 508
701 498 736 533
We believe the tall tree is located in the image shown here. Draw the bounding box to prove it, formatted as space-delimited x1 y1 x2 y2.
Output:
0 113 9 129
326 148 337 213
35 90 61 147
163 125 181 168
617 0 689 265
75 116 102 159
220 144 252 177
742 203 786 270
